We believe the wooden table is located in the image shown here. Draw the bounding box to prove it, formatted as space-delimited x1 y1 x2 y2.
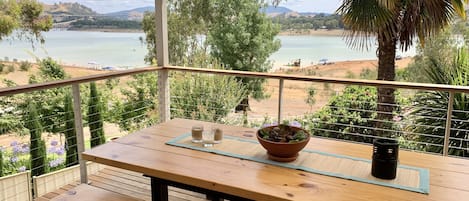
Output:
82 118 469 201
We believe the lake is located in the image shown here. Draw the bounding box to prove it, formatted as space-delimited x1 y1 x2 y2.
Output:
0 30 415 69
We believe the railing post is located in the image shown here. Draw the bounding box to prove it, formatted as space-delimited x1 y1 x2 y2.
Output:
72 84 87 183
443 91 455 156
155 0 170 122
278 79 284 123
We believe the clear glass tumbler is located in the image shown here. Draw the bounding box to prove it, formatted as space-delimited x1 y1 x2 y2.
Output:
202 129 215 147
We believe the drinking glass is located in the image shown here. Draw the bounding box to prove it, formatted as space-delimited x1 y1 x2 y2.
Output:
202 129 215 147
191 125 203 143
213 127 223 144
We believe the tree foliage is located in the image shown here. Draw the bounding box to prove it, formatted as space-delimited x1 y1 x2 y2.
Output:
306 86 378 143
116 72 158 131
0 150 3 177
171 52 247 122
142 0 211 65
26 102 46 177
142 0 280 111
411 49 469 157
272 14 344 31
70 19 142 30
0 0 52 43
64 93 78 167
88 82 105 147
337 0 467 136
208 0 280 101
27 58 68 133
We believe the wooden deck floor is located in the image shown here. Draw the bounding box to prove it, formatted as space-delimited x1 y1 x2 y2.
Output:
35 166 209 201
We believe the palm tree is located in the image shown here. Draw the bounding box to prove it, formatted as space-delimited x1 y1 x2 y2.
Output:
411 49 469 157
337 0 468 136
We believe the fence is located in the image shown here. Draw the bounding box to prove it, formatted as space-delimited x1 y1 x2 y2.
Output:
1 65 469 199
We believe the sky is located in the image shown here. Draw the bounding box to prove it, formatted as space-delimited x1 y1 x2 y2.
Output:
39 0 343 14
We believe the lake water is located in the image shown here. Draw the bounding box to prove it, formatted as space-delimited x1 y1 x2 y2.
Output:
0 30 415 69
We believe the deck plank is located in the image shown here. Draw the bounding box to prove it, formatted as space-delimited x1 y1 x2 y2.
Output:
35 166 209 201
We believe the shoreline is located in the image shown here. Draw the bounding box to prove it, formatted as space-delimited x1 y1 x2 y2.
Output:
0 57 414 88
278 29 347 37
56 28 346 37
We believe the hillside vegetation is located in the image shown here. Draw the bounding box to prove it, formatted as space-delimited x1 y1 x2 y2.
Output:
43 2 96 16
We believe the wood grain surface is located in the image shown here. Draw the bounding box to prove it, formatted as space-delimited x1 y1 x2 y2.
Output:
82 118 469 201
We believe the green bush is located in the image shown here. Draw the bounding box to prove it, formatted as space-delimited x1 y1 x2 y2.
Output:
0 63 5 73
6 65 15 73
19 61 32 71
305 86 379 143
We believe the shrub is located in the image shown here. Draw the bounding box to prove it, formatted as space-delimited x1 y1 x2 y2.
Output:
305 86 379 143
6 65 15 73
19 61 32 71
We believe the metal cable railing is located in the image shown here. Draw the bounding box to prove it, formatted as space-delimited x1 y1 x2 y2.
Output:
1 65 469 194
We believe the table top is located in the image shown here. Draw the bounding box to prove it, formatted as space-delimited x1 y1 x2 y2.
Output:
82 118 469 201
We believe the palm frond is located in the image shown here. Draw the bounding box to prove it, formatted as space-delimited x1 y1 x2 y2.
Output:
399 0 466 51
337 0 396 50
451 0 469 19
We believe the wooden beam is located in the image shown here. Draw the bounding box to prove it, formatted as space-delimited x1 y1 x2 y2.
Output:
155 0 170 122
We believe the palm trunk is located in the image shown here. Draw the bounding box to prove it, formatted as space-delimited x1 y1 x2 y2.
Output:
376 32 396 137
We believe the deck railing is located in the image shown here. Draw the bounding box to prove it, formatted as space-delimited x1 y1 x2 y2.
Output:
0 65 469 195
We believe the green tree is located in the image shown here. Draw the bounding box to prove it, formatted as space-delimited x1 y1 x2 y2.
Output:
27 58 68 133
337 0 467 137
0 0 52 42
88 82 105 147
0 150 3 177
142 0 212 65
26 102 46 176
64 93 78 167
208 0 280 111
411 49 469 157
117 72 158 131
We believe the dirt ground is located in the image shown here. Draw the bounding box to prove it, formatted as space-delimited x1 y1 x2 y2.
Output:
0 57 413 147
247 57 413 120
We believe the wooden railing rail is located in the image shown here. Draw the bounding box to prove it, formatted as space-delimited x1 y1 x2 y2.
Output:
163 66 469 93
2 66 469 97
0 67 160 97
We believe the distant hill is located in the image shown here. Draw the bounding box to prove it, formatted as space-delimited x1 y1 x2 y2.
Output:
263 6 293 14
263 6 327 17
43 2 97 16
104 6 155 20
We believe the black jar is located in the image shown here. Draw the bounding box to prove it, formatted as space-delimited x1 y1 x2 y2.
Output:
371 138 399 179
